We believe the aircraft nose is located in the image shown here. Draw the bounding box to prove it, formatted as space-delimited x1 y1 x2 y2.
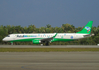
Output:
2 38 6 41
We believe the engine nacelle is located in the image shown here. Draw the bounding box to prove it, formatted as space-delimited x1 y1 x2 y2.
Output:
32 39 41 44
50 39 57 43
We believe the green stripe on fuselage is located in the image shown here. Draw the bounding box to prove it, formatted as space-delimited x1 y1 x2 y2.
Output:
51 38 75 42
9 38 75 42
9 38 43 42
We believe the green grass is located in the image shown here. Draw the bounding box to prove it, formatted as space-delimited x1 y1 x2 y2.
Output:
0 48 99 52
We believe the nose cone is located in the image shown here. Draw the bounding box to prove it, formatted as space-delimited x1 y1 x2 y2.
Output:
2 38 5 41
2 38 6 41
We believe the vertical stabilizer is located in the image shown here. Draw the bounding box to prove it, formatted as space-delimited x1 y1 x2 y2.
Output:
77 21 93 34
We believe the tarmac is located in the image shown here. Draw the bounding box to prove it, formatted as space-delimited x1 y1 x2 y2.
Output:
0 45 99 70
0 45 99 48
0 52 99 70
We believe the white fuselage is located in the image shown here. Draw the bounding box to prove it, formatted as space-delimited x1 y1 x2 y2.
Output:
3 33 87 42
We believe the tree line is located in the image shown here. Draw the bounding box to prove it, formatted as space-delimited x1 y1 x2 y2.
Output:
0 24 99 45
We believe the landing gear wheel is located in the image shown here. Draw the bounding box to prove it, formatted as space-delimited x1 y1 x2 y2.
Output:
41 44 43 46
45 42 49 46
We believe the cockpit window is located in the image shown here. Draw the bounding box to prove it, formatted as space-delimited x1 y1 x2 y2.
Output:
7 35 10 37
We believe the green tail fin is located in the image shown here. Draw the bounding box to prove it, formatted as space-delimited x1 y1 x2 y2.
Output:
77 21 93 34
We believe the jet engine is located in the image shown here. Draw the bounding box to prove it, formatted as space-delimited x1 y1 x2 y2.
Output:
32 39 41 44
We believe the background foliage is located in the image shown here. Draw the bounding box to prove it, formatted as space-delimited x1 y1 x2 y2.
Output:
0 24 99 45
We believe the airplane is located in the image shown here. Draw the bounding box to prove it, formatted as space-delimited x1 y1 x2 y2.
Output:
2 21 94 45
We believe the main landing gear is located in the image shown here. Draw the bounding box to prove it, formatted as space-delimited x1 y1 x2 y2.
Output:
45 42 49 46
41 42 50 46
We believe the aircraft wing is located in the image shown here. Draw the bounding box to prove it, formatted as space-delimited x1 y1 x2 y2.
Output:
40 33 57 42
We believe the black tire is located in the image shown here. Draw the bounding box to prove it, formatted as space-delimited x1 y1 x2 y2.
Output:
45 42 49 46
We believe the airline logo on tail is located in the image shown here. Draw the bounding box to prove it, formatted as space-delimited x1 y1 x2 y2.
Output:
85 27 91 33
